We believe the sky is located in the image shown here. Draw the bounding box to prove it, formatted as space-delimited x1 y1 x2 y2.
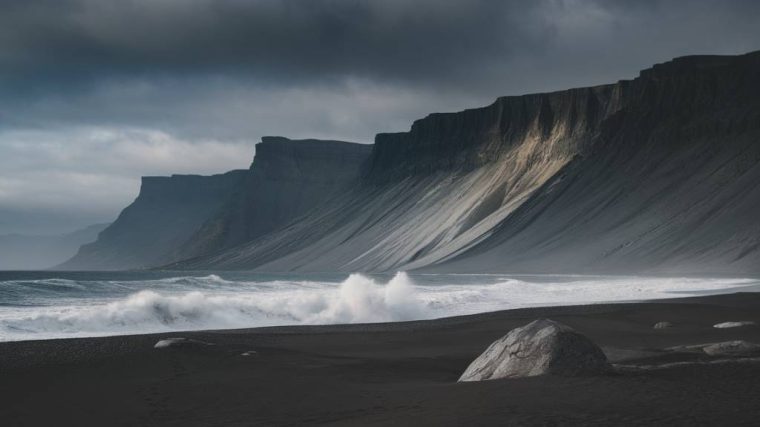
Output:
1 0 759 234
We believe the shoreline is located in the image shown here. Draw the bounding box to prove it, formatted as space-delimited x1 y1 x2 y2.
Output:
3 271 759 345
3 292 760 425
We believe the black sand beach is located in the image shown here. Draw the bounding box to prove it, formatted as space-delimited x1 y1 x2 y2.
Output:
3 292 760 426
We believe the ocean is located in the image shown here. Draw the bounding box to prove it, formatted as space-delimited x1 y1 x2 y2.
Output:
1 270 758 342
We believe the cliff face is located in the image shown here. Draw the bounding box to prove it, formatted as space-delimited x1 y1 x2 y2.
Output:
60 137 371 270
173 81 628 271
174 51 760 274
59 171 247 270
367 83 625 179
176 137 372 259
435 53 760 274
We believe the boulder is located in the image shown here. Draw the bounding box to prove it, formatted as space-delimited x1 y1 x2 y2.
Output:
458 319 610 382
702 340 760 357
653 321 673 329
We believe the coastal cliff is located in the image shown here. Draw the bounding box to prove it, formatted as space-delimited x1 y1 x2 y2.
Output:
66 51 760 274
174 51 760 274
176 137 371 259
437 53 760 274
59 171 247 270
367 83 625 179
59 137 370 270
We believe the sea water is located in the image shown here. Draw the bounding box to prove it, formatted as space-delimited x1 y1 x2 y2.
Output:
0 270 758 342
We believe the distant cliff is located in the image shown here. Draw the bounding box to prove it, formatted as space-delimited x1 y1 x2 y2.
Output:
59 171 247 270
60 138 370 270
176 137 372 260
173 51 760 275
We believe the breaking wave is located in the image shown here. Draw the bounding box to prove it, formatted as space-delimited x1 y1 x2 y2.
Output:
0 272 425 340
0 272 757 341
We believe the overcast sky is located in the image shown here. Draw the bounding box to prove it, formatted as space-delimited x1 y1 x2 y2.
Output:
1 0 759 234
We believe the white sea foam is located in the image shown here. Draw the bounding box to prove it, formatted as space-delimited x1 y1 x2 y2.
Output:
0 272 757 341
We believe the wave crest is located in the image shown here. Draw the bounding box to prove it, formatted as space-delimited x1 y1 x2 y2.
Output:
2 272 757 341
0 272 425 339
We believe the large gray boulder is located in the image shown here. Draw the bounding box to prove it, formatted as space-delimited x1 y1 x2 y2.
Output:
458 319 610 382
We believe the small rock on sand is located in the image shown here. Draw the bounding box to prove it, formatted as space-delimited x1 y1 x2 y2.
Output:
458 319 610 382
154 337 214 349
713 321 756 329
653 321 673 329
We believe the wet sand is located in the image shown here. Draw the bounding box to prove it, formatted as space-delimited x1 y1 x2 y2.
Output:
2 292 760 426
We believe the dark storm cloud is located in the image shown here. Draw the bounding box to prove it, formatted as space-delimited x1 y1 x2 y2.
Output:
1 0 760 233
0 0 542 92
2 0 760 117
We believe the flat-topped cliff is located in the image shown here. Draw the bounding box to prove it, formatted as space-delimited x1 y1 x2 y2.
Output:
65 51 760 274
59 171 247 270
367 83 625 180
173 51 760 274
176 137 371 259
60 137 370 270
435 52 760 274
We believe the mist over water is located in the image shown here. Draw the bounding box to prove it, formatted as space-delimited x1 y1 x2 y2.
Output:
0 271 757 342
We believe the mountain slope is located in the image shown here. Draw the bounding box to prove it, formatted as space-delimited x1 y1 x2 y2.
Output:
176 137 372 260
60 137 370 270
435 54 760 275
59 171 247 270
174 51 760 274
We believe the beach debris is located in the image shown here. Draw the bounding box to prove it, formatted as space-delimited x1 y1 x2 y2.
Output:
154 337 215 349
458 319 610 382
653 321 673 329
702 340 760 357
713 321 756 328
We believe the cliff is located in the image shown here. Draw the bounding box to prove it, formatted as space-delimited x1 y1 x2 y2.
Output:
173 51 760 274
176 137 372 259
366 83 625 179
434 52 760 274
59 171 247 270
60 137 371 270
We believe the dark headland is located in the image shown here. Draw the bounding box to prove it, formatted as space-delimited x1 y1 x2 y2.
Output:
3 292 760 426
59 51 760 276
